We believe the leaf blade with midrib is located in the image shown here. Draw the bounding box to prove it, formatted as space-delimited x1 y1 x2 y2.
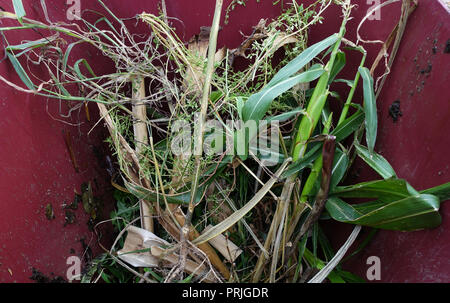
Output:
358 66 377 152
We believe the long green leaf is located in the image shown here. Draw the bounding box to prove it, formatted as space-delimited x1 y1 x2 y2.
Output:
6 35 59 56
328 51 346 85
267 34 338 87
236 96 245 120
334 78 354 87
266 107 305 123
242 65 325 122
6 52 34 90
355 143 396 179
331 178 411 202
283 142 321 177
326 194 441 231
293 91 329 157
331 109 364 142
330 149 349 189
301 148 349 198
358 67 377 152
420 182 450 202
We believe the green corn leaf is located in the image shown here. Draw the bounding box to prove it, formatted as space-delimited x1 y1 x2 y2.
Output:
355 143 396 179
328 90 341 101
321 44 335 59
0 25 40 31
420 182 450 202
266 107 305 123
328 51 346 85
328 178 442 231
302 147 349 199
330 149 349 189
331 178 411 202
282 142 322 177
331 110 365 142
326 194 441 231
242 65 325 122
334 78 354 87
236 96 245 120
267 34 338 87
320 104 333 128
256 150 286 165
233 121 254 161
358 66 377 152
294 91 329 154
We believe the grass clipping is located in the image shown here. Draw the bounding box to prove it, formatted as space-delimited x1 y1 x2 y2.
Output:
1 0 440 283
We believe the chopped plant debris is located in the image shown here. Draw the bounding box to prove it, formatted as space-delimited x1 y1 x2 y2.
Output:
63 210 76 226
420 62 432 74
389 100 403 123
45 203 55 220
1 0 449 284
63 193 81 210
29 268 66 283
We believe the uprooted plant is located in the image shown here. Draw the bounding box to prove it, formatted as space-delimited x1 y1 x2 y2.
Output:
1 0 449 283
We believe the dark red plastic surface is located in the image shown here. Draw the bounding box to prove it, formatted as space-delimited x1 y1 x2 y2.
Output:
0 0 448 282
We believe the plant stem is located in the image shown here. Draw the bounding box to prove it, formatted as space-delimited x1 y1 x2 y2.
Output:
132 76 153 232
178 0 224 279
295 48 366 220
337 50 367 125
286 115 333 242
186 0 223 219
291 16 347 162
290 135 336 252
253 5 352 282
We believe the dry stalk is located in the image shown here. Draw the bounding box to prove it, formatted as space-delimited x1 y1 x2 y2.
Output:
132 76 153 232
357 0 418 95
165 0 226 282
